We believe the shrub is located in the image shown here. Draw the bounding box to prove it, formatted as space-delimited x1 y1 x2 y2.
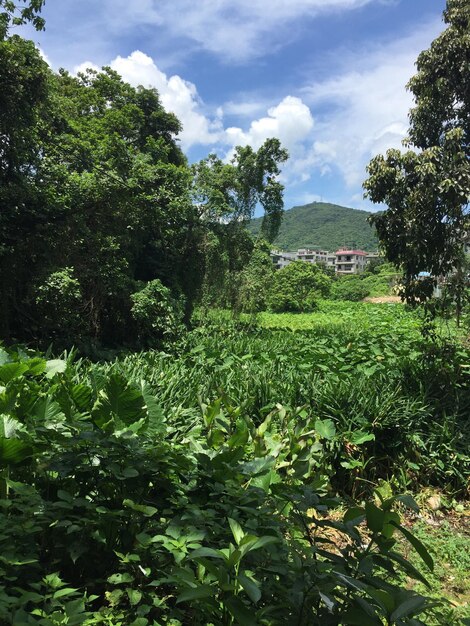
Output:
269 261 331 312
130 279 185 346
34 267 84 341
236 239 274 314
330 277 370 301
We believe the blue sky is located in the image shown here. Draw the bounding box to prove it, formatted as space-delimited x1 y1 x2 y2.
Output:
23 0 447 214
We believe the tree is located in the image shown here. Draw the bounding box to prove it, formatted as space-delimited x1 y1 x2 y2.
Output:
269 261 331 313
0 40 289 345
0 0 45 40
330 277 370 302
192 138 288 242
364 0 470 314
236 239 274 314
0 35 53 338
1 60 197 346
192 138 288 310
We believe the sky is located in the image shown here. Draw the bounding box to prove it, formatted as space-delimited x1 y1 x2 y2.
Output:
21 0 447 214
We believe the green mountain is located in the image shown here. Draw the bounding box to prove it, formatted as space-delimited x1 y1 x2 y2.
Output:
248 202 378 252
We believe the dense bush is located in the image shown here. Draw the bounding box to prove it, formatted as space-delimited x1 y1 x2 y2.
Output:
330 276 370 301
269 261 331 312
236 239 274 314
0 345 443 625
33 267 84 342
130 279 185 346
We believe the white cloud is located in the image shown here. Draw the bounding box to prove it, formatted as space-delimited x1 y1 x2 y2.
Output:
108 51 222 149
224 96 314 153
299 19 443 187
38 47 51 66
66 14 442 204
69 51 315 156
97 0 384 62
73 61 100 74
221 100 269 119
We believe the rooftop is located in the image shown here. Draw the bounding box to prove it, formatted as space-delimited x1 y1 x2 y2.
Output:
335 249 368 256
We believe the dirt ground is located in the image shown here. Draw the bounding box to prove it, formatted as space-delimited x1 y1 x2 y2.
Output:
364 296 402 303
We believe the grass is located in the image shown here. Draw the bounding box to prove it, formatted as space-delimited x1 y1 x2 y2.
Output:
403 514 470 624
255 300 421 333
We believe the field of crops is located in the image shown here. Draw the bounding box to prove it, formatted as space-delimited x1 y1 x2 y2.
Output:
0 302 469 624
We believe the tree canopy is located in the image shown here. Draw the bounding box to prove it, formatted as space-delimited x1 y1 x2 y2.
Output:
0 0 45 39
269 261 331 313
0 30 289 348
364 0 470 306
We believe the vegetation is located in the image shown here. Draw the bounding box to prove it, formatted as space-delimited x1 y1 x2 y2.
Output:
268 261 331 312
247 202 378 252
0 31 287 348
1 1 469 624
1 302 469 624
402 518 470 625
365 0 470 311
329 263 400 302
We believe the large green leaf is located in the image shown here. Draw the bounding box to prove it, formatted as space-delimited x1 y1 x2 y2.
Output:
0 438 34 466
45 359 67 378
33 397 65 425
365 502 385 533
238 573 261 604
0 348 10 366
390 595 427 621
228 517 245 546
176 584 217 603
0 362 29 384
123 498 158 517
93 374 146 427
0 415 23 438
70 383 93 412
390 522 434 572
141 382 166 435
315 418 336 440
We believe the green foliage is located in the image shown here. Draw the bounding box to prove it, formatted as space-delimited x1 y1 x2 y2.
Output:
269 260 331 312
236 239 274 314
248 201 378 251
331 277 370 301
0 34 288 349
364 0 470 309
0 51 194 346
192 140 288 312
402 519 470 625
34 267 84 342
130 279 185 346
328 263 400 302
0 344 444 625
0 0 45 39
192 138 288 242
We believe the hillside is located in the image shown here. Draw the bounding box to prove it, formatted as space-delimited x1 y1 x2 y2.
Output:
248 201 378 251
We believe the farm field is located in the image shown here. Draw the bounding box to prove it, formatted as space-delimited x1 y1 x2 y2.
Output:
1 303 469 624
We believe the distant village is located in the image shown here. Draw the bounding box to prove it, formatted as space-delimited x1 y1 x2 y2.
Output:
271 248 381 275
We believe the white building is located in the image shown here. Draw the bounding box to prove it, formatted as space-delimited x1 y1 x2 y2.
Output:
271 247 372 274
335 249 369 274
296 248 336 269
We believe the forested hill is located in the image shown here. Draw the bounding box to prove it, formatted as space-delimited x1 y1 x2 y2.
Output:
248 202 378 251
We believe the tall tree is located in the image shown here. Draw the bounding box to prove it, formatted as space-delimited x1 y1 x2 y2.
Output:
192 139 288 309
0 35 52 337
192 138 288 241
364 0 470 310
1 61 197 345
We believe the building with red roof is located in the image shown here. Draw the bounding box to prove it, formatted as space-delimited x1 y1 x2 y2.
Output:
335 249 368 274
